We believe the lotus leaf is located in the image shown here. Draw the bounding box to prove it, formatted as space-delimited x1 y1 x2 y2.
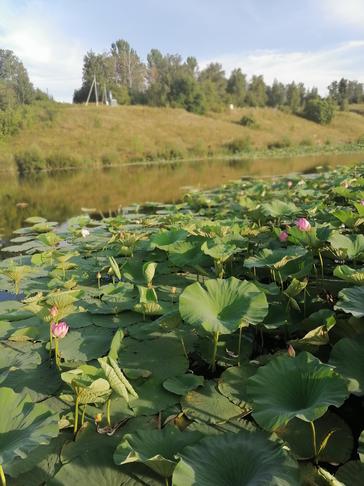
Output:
329 335 364 396
247 352 349 430
172 430 300 486
335 286 364 317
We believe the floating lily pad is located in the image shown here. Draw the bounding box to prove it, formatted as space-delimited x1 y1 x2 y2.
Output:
163 374 204 395
218 363 256 408
58 326 114 362
181 381 243 424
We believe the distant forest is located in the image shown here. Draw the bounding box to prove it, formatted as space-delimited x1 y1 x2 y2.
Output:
73 39 364 115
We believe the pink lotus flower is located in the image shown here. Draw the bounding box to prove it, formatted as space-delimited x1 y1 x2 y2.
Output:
279 231 288 241
287 180 293 188
49 306 58 318
360 200 364 206
51 321 69 339
295 217 311 232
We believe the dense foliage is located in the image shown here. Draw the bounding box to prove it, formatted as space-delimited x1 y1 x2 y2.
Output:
303 98 336 125
0 163 363 484
73 38 364 119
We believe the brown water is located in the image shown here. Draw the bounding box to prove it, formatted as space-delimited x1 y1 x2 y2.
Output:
1 152 363 240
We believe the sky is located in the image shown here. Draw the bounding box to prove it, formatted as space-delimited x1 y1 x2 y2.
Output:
0 0 364 101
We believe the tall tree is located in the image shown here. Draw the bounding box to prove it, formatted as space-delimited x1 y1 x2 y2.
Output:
0 49 34 105
227 68 247 107
246 75 267 107
110 39 145 92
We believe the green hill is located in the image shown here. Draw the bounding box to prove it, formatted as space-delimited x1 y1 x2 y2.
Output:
1 103 364 171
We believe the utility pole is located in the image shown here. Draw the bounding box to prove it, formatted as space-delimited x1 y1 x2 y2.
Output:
85 74 99 106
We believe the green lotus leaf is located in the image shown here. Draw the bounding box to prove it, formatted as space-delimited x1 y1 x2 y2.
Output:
173 430 300 486
118 335 188 383
247 352 349 430
58 326 114 362
98 356 138 401
179 277 268 335
0 388 59 475
113 427 202 478
359 430 364 462
168 238 211 270
329 232 364 261
329 335 364 396
334 265 364 284
49 421 164 486
335 461 364 486
181 381 242 424
218 363 256 408
162 374 204 395
200 239 237 262
0 341 46 370
261 199 299 217
150 229 188 250
276 411 353 463
335 286 364 317
299 464 344 486
244 246 307 270
129 378 179 416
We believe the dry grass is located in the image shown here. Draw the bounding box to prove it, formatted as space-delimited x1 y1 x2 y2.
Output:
1 104 364 169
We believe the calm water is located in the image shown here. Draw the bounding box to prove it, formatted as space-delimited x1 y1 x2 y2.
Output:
1 152 363 241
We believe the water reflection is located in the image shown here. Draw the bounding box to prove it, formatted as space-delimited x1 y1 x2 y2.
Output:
1 153 363 240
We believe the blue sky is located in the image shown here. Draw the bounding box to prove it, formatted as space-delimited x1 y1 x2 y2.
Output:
1 0 364 101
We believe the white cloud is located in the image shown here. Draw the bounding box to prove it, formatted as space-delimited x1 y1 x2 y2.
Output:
201 41 364 94
0 1 84 101
321 0 364 27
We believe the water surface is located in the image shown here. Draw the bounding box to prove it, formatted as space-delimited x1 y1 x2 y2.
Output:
1 152 363 240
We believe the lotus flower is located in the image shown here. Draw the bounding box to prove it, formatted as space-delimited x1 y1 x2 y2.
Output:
51 321 69 339
360 200 364 206
49 306 58 318
295 218 311 232
279 231 288 242
81 228 90 238
287 180 293 188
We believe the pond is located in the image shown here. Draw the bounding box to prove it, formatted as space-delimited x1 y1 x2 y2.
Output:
1 151 363 242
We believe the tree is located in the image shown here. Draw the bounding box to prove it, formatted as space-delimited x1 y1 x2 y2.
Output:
0 49 34 105
246 75 267 107
286 82 302 113
198 63 227 111
110 39 145 92
303 97 335 124
226 68 247 107
267 80 286 107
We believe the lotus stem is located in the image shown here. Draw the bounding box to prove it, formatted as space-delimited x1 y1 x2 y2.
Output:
54 338 60 369
74 396 80 436
318 250 324 285
106 398 111 426
0 465 6 486
165 478 170 486
310 421 318 465
49 323 53 360
180 336 188 361
81 404 87 425
237 325 243 367
210 332 220 372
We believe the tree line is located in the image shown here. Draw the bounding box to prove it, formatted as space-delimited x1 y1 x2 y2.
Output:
73 38 364 118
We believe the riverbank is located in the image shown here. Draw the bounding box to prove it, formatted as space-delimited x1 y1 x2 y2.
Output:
1 104 364 173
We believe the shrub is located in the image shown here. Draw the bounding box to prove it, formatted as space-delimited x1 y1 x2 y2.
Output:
14 147 46 174
101 153 118 167
357 134 364 146
267 136 292 150
0 107 24 137
225 137 252 154
303 98 335 124
45 152 81 170
239 115 258 128
299 138 313 147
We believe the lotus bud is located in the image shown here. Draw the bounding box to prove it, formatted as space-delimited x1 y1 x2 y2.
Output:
360 200 364 206
295 217 311 232
287 344 296 357
96 271 101 279
94 413 103 423
51 321 69 339
279 231 288 242
171 286 177 294
49 306 58 318
287 180 293 188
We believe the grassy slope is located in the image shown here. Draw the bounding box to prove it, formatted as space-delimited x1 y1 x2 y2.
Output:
1 103 364 169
